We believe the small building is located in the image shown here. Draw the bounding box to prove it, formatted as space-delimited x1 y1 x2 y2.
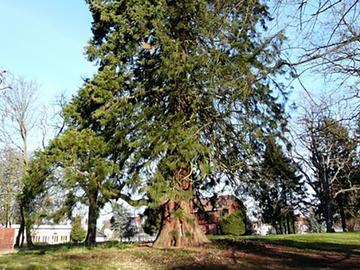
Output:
252 221 274 235
251 215 311 235
11 224 72 245
294 215 310 234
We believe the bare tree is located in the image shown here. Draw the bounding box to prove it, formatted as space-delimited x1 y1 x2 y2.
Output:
0 147 23 227
272 0 360 122
0 70 11 91
274 1 360 72
0 75 39 247
292 93 359 232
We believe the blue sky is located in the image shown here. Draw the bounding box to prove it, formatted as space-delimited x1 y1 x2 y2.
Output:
0 1 328 152
0 1 322 111
0 1 95 105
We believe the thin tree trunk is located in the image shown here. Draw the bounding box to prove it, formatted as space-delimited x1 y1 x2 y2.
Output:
337 195 347 232
286 217 291 234
322 163 334 233
15 205 25 247
279 218 284 234
292 216 296 234
275 223 279 234
25 218 33 247
323 195 334 232
5 202 9 228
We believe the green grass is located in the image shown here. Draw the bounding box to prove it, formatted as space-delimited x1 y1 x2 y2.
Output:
211 232 360 253
1 233 359 270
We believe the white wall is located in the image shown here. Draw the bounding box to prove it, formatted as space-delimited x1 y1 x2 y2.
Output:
12 224 71 245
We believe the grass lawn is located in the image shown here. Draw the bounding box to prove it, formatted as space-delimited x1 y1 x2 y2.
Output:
0 233 359 270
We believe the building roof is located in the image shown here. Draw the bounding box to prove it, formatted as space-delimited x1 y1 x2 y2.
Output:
11 224 72 230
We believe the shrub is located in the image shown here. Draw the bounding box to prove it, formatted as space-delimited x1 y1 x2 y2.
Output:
71 216 86 243
219 210 246 235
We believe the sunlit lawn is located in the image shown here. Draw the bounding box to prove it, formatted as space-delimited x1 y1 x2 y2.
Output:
0 233 359 270
211 231 360 253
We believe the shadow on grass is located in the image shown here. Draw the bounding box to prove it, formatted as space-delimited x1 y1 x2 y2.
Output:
212 238 360 269
17 241 132 254
252 238 360 255
171 265 233 270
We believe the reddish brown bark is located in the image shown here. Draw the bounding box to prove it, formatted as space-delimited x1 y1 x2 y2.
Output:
153 168 210 248
153 199 210 248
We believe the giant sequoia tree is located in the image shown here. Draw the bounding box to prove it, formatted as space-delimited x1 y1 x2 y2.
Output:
66 0 287 247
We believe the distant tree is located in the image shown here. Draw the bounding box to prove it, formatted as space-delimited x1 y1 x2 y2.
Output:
345 163 360 231
295 100 358 232
253 137 304 234
47 128 117 245
17 149 56 246
71 216 86 243
0 76 39 247
110 204 137 241
0 70 10 91
307 208 324 233
0 147 23 227
273 1 360 127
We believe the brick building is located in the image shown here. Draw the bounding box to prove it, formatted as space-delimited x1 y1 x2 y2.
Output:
0 228 15 252
193 195 245 235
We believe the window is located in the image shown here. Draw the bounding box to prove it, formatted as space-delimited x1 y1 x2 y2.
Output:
60 236 68 242
222 208 229 216
52 235 58 243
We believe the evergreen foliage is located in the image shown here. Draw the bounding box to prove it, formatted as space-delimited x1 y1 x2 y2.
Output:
253 136 304 234
61 0 288 246
219 209 246 235
68 0 287 199
143 207 162 236
110 204 137 239
48 128 117 244
71 216 86 243
20 128 118 244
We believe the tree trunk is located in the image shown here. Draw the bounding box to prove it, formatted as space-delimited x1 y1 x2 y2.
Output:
292 216 296 234
273 221 279 234
85 189 99 245
337 195 347 232
286 217 291 234
279 218 284 234
322 165 334 233
323 195 334 232
5 202 9 228
153 199 209 248
15 205 25 247
25 220 33 247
